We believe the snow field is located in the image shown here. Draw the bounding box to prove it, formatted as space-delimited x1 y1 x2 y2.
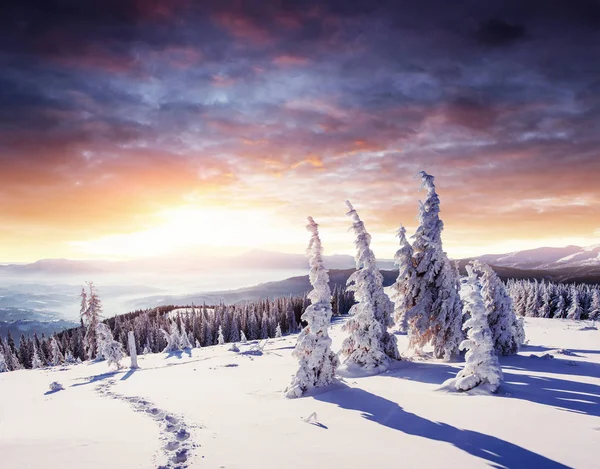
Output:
1 317 598 469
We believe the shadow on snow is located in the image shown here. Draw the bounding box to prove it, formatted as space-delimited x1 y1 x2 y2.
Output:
314 384 570 469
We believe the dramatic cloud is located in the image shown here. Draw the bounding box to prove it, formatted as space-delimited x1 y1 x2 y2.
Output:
1 0 599 260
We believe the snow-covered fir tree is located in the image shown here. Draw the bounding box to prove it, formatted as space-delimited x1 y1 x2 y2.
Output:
240 331 247 343
390 225 417 331
31 343 44 369
217 325 225 345
589 289 600 320
443 266 502 393
286 217 339 398
128 331 138 369
567 286 583 320
275 324 282 338
96 323 124 369
0 349 7 373
339 201 399 372
50 335 64 366
405 172 463 360
81 282 103 360
472 261 519 356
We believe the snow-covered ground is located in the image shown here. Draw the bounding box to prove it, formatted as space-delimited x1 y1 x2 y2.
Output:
1 318 598 469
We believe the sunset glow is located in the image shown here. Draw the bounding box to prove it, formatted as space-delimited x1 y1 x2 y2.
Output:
2 1 600 262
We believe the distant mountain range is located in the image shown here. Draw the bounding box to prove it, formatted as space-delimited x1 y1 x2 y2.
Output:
0 250 395 275
473 245 600 270
1 244 599 338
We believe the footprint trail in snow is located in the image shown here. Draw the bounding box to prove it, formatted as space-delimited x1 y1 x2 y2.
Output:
95 379 197 469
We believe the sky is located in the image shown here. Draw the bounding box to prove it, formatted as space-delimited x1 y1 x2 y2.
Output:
1 0 600 262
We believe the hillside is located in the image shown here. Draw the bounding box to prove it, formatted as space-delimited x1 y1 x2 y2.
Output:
1 317 598 469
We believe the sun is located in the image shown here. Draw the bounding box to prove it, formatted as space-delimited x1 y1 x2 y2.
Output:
69 205 306 259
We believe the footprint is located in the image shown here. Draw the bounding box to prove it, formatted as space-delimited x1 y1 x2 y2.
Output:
172 448 188 464
165 440 180 451
165 415 179 424
176 429 190 441
165 423 180 433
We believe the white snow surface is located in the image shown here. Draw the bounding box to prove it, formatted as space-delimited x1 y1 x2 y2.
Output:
1 317 599 469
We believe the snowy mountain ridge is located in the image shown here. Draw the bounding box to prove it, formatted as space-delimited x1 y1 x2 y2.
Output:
473 244 600 270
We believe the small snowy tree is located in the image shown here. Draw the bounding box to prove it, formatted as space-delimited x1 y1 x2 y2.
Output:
513 316 526 346
339 201 399 372
81 282 103 360
31 343 44 369
96 323 124 370
275 324 282 338
389 225 417 331
143 343 151 355
217 325 225 345
442 266 502 393
0 350 7 373
567 286 583 320
286 217 339 398
50 335 64 366
128 331 138 369
240 330 247 343
405 172 463 360
589 289 600 320
472 261 519 355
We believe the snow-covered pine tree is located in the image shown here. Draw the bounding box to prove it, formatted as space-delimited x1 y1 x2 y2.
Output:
405 171 463 360
96 323 124 370
553 292 567 318
442 266 502 393
240 330 247 343
31 343 44 369
0 349 7 373
567 286 583 320
589 289 600 320
339 201 399 372
390 225 417 331
275 324 282 338
286 217 339 398
128 331 138 369
472 261 519 356
50 335 64 366
81 282 102 360
217 325 225 345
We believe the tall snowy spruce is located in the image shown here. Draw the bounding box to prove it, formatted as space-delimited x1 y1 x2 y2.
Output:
128 331 138 369
390 225 417 331
286 217 339 398
442 266 502 393
96 323 124 370
80 282 103 360
472 261 520 355
339 201 400 372
405 171 463 360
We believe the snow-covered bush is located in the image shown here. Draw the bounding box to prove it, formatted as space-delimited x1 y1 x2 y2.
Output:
442 266 502 393
240 331 247 343
49 381 64 392
286 217 339 398
275 324 282 338
96 323 124 370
